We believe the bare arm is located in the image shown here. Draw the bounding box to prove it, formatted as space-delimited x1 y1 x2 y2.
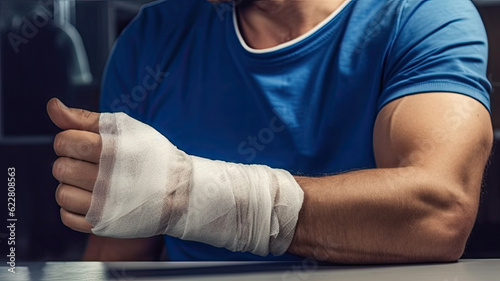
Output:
83 235 164 261
288 92 492 263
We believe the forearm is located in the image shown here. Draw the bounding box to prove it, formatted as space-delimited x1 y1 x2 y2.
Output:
288 166 478 264
85 113 303 257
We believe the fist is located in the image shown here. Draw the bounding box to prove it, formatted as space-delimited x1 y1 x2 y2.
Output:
47 98 101 233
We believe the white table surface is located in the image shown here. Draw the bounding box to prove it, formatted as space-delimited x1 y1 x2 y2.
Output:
1 259 499 281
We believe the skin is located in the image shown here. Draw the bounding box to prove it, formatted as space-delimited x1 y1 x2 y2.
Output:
235 0 346 49
289 94 492 263
47 0 493 262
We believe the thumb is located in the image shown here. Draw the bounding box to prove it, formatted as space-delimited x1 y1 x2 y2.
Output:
47 98 100 133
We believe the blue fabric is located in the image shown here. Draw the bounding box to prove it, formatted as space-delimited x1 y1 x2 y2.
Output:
99 0 491 261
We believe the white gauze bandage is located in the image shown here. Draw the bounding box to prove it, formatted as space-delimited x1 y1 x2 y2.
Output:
86 113 304 256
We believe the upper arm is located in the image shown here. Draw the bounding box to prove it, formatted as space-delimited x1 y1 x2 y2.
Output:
374 0 493 189
373 92 492 203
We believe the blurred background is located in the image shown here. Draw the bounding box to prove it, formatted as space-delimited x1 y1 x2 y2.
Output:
0 0 498 261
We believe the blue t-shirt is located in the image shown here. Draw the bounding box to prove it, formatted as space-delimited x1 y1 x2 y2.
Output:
100 0 491 261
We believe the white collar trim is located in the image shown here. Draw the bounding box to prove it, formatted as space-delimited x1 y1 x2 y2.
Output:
233 0 352 54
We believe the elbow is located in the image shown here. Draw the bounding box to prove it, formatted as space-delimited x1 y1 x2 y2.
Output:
415 186 478 262
430 227 469 262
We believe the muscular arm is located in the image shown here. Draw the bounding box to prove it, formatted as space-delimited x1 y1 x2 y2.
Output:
288 92 492 263
47 92 491 262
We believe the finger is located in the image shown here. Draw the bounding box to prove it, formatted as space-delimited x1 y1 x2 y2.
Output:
55 184 92 216
53 157 98 192
47 98 100 133
60 208 93 233
54 130 101 164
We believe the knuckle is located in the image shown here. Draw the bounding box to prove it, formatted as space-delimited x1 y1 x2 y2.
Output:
52 158 64 181
55 185 68 207
53 132 66 155
53 157 72 182
60 209 72 227
80 109 92 121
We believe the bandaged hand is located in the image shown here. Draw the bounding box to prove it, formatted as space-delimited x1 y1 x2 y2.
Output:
47 98 304 256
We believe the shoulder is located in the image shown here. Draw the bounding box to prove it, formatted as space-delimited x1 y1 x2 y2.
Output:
138 0 213 24
396 0 485 32
100 0 217 113
348 0 484 32
344 0 489 58
352 0 482 18
387 0 488 54
375 0 491 112
399 0 481 16
106 0 217 72
120 0 214 41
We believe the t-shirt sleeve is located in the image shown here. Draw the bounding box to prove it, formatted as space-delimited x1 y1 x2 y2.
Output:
378 0 492 112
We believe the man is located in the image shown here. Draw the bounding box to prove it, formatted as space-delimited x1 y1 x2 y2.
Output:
47 0 493 263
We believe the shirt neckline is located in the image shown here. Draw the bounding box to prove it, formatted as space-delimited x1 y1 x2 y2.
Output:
232 0 353 55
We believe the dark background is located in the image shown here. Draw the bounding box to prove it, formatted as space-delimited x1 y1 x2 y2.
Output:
0 0 498 262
